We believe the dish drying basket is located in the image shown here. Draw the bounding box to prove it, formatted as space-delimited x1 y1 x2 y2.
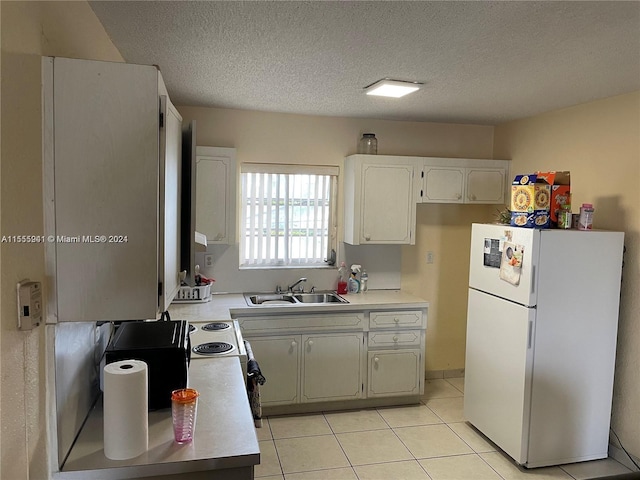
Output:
172 284 212 303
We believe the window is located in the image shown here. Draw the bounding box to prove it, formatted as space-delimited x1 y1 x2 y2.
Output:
240 164 338 267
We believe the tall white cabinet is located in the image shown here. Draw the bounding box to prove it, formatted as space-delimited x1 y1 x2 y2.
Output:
43 57 182 322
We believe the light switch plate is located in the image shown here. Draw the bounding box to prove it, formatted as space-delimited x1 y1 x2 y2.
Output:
17 279 42 330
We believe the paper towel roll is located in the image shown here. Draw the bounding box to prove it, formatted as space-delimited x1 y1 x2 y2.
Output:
103 359 148 460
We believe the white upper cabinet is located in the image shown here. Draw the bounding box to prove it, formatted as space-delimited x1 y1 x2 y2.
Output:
195 147 237 245
43 57 182 322
420 158 509 205
343 155 419 245
422 166 465 203
466 167 507 203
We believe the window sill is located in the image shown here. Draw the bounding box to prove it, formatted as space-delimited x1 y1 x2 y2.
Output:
239 264 336 271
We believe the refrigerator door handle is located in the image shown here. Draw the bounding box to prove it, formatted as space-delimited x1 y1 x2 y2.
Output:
528 320 533 349
531 265 536 295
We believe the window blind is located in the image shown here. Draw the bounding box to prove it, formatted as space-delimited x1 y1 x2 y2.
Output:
241 169 335 267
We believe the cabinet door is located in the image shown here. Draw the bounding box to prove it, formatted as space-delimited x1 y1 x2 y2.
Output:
466 168 506 204
245 335 300 406
422 167 464 203
47 58 160 322
158 96 182 311
361 164 414 244
368 350 422 397
195 147 236 244
302 333 363 402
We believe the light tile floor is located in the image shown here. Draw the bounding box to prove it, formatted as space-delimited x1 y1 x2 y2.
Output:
254 378 634 480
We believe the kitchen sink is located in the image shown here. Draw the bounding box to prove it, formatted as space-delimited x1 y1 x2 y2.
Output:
244 291 348 306
294 293 347 304
246 293 297 305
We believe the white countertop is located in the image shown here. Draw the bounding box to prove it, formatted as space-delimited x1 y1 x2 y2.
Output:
169 290 428 321
57 357 259 480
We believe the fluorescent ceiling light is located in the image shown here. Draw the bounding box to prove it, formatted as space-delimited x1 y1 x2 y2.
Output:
365 79 422 98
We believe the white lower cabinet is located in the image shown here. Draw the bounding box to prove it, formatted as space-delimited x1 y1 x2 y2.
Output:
368 349 422 398
244 335 300 406
246 332 363 406
237 306 427 410
301 333 363 402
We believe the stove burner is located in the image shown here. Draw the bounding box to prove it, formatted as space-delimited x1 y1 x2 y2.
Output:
202 322 231 331
193 342 235 356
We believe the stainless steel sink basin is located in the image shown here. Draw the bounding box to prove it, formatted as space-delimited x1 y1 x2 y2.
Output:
244 291 347 306
294 293 347 304
246 293 296 305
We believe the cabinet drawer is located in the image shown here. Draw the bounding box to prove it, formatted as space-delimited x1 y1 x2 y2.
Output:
369 310 423 329
238 312 364 335
368 330 422 348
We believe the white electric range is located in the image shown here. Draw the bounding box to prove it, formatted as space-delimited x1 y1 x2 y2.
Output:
188 320 247 377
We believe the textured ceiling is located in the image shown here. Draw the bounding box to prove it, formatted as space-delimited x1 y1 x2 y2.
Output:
89 1 640 125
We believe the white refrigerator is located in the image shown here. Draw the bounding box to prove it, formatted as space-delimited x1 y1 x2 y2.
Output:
464 223 624 468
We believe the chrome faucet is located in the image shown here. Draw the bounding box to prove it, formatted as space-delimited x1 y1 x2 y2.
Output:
287 277 307 293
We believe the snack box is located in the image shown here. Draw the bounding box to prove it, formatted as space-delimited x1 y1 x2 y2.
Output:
510 174 551 228
535 171 571 226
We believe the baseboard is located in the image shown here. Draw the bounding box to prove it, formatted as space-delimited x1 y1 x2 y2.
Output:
609 443 640 472
426 368 465 380
263 396 421 416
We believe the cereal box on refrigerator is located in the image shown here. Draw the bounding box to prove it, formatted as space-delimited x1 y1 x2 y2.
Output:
534 171 571 227
510 174 551 228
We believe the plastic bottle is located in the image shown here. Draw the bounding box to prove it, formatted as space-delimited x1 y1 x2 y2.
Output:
348 264 361 293
358 133 377 154
337 262 349 294
578 203 594 230
557 205 572 229
360 270 369 293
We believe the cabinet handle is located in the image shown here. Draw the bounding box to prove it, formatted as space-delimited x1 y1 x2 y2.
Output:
393 336 399 342
364 234 371 241
291 341 297 347
308 340 314 346
394 318 400 323
457 194 462 200
470 194 477 201
374 357 379 363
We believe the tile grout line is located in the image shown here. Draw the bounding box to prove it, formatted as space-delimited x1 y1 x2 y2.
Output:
262 417 286 478
321 410 360 478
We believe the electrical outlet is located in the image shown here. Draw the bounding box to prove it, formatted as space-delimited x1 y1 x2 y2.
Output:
204 254 214 267
426 251 434 264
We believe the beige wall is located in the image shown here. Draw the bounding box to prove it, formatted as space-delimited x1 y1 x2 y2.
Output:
0 2 123 479
179 106 497 372
494 91 640 461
